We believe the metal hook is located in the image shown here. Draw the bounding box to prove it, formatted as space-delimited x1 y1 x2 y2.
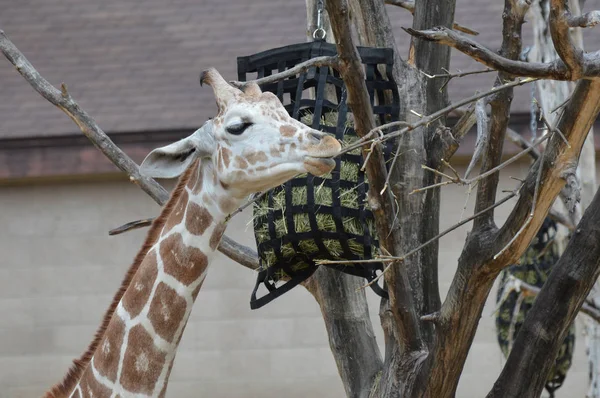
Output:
312 0 327 40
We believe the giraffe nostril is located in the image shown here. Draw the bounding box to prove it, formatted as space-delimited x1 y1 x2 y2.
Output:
308 131 323 143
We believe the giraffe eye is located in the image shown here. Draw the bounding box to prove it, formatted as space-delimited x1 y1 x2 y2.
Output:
226 122 253 135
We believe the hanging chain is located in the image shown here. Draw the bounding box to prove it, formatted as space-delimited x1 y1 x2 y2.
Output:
312 0 327 40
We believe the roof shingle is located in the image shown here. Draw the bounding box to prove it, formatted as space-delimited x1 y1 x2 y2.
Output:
1 0 599 139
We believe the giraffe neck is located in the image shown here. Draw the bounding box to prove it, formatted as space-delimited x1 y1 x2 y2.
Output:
66 159 239 398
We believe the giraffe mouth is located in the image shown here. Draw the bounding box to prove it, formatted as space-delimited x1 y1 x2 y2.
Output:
304 156 336 176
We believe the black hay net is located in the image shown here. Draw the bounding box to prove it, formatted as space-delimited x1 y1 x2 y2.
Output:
237 40 400 309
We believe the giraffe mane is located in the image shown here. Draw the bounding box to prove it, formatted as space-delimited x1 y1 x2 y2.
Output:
45 162 198 398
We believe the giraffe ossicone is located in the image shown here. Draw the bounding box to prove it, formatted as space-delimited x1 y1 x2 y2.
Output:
45 68 341 398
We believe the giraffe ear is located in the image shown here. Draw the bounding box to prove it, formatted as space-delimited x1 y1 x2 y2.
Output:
140 121 215 179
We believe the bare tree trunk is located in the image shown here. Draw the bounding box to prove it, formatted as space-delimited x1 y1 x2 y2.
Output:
529 2 600 396
568 2 600 396
301 3 383 397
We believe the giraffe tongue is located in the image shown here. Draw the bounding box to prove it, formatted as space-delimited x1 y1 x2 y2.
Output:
304 157 336 176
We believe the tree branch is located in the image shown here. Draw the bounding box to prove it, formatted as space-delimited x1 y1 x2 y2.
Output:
423 9 600 398
568 9 600 27
504 275 600 323
432 102 476 163
403 26 600 80
304 267 383 398
550 0 585 78
384 0 478 36
0 29 260 271
406 0 456 358
326 0 424 355
340 76 538 156
505 128 541 160
494 79 600 266
473 0 529 230
422 77 600 398
488 184 600 398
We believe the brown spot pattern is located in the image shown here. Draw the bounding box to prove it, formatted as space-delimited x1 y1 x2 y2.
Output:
279 124 297 137
162 190 188 236
122 250 159 318
219 196 237 214
79 368 112 398
185 163 198 190
119 325 166 395
216 148 223 173
221 147 232 168
159 233 208 286
93 316 126 382
201 193 213 205
246 150 268 165
192 168 204 195
185 201 214 235
270 146 282 158
234 156 248 169
209 223 227 250
148 282 187 343
186 162 203 194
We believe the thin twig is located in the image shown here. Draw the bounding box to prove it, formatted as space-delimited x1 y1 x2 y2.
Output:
358 192 518 288
317 258 396 265
316 192 517 282
459 183 475 222
504 275 600 323
409 180 455 195
422 164 455 181
493 131 553 260
464 98 489 179
420 68 495 92
230 56 339 88
225 191 267 222
421 68 495 80
536 101 571 148
442 159 462 181
109 218 155 235
110 191 268 235
412 134 550 195
505 128 540 160
339 77 539 156
550 95 572 114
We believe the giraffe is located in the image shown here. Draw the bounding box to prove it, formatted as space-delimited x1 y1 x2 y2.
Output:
44 68 341 398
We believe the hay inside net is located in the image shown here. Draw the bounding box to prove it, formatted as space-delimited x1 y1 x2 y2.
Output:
252 111 377 280
238 40 400 308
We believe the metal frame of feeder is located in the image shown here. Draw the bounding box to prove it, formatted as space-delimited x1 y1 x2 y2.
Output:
237 40 400 309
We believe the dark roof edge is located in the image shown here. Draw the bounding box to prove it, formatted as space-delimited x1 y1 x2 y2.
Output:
1 115 599 185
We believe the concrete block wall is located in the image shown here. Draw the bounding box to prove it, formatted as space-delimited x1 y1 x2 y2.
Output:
0 163 591 397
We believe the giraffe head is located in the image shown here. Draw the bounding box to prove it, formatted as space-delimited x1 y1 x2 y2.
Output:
140 68 341 198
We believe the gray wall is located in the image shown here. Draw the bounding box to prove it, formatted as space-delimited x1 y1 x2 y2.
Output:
0 163 591 397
